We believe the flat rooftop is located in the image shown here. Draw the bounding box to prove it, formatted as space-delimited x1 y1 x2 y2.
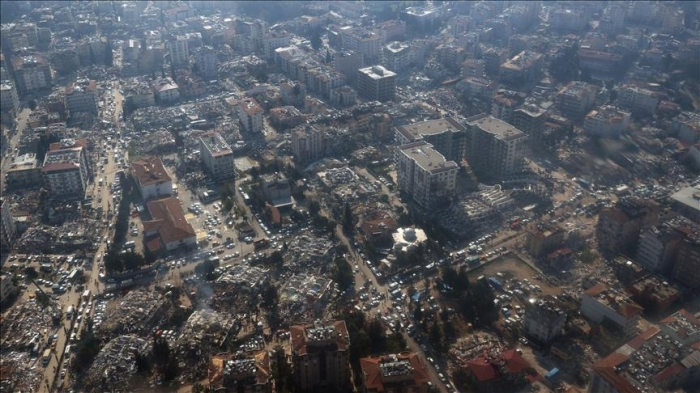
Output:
200 133 233 156
359 65 396 79
467 114 526 142
400 141 458 174
395 117 465 142
670 185 700 213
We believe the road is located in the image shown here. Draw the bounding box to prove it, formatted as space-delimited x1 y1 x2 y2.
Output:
1 108 31 191
333 224 450 393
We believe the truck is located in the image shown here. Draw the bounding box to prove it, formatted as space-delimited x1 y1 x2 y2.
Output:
42 349 52 366
82 289 91 301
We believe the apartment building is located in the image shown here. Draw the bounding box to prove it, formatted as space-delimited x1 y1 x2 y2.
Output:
357 65 396 102
596 198 660 257
0 80 20 114
511 104 547 143
130 156 173 201
260 172 292 208
168 35 189 67
523 298 567 344
12 54 52 95
193 45 218 80
360 352 430 393
263 32 291 60
222 351 273 393
333 50 364 84
342 29 382 64
464 113 528 179
1 199 16 252
199 132 235 180
382 41 412 72
397 141 458 209
617 84 660 115
292 125 325 165
556 81 598 120
394 117 468 162
499 50 542 85
152 77 180 103
65 78 99 115
459 76 497 101
42 145 89 199
635 224 684 274
291 320 350 392
5 153 42 190
578 49 623 75
584 106 631 138
580 283 643 339
527 223 566 257
659 309 700 346
237 97 264 134
671 235 700 290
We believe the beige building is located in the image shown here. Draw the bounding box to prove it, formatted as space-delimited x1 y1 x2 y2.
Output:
584 106 631 138
42 144 89 199
464 113 528 179
237 97 264 134
291 125 325 165
397 141 458 209
130 156 173 201
357 65 396 102
65 78 99 115
199 132 235 180
360 352 430 393
291 320 350 392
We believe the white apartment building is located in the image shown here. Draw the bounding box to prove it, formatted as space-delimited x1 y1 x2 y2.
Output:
65 78 99 115
584 106 630 138
382 41 412 72
193 46 218 79
522 298 567 344
42 147 89 199
357 65 396 102
237 97 264 134
130 156 173 201
12 54 52 94
0 80 20 114
580 283 643 339
199 132 235 180
397 141 458 209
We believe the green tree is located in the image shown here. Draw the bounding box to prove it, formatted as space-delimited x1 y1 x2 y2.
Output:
310 27 322 51
152 336 170 367
333 258 354 292
24 266 38 279
262 285 278 309
429 320 444 350
343 202 354 233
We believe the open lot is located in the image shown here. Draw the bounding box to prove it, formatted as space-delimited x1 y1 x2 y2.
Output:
468 253 562 296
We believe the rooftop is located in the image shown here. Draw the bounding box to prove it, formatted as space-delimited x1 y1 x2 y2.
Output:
143 197 195 251
239 97 263 115
361 352 429 391
670 185 700 214
359 65 397 80
395 117 465 142
466 114 527 142
593 326 700 392
200 132 233 156
291 320 349 355
660 310 700 340
42 147 83 172
399 141 458 174
584 283 644 319
65 79 97 95
131 156 172 186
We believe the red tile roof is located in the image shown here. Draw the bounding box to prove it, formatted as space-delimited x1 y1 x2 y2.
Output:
467 349 529 383
142 197 195 250
131 156 172 186
290 320 350 356
360 352 429 392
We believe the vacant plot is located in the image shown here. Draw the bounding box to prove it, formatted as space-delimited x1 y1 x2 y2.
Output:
467 253 562 296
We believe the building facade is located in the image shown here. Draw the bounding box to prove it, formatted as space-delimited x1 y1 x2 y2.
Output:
464 114 528 179
199 132 235 180
65 78 99 115
237 97 264 134
290 320 350 392
130 156 173 201
42 146 89 199
397 141 458 209
357 65 396 102
360 352 429 393
523 298 567 344
291 125 325 165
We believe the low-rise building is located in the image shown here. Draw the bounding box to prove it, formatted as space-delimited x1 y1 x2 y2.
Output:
584 106 631 138
397 141 458 209
130 156 173 201
459 76 497 100
522 297 567 344
556 81 598 120
290 320 351 392
360 352 430 393
627 276 680 312
659 309 700 346
222 351 273 393
260 172 292 208
526 223 566 257
199 132 235 181
152 77 180 103
580 283 643 339
143 197 197 253
589 326 700 393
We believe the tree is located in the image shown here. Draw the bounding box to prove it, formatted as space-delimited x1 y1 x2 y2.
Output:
429 320 444 350
413 304 424 322
24 266 38 279
152 336 170 367
343 202 354 233
325 49 332 64
262 285 278 309
28 99 37 110
310 27 322 51
333 258 354 292
105 40 114 67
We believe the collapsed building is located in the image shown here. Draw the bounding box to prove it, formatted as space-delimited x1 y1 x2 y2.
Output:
96 290 170 338
83 335 150 392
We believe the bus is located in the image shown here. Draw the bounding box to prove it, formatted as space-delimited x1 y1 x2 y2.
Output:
82 289 91 301
42 349 51 366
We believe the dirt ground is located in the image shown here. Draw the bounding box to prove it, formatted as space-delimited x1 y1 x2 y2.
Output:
468 254 562 296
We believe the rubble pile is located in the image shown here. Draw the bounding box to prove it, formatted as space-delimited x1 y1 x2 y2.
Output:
83 335 150 392
449 332 505 368
285 234 333 266
1 299 55 350
97 290 169 338
0 352 43 392
279 274 333 319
